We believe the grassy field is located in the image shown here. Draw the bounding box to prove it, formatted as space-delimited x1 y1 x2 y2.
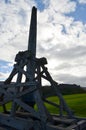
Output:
0 93 86 118
64 93 86 117
45 93 86 117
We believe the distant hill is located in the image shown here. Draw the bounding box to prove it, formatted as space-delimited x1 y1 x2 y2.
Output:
58 84 86 95
82 87 86 91
0 81 85 97
41 84 86 97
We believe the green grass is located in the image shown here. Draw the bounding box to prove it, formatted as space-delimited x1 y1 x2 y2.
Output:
0 102 12 112
45 93 86 117
0 93 86 118
64 93 86 117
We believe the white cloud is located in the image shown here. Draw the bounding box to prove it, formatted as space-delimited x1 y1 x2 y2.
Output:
45 0 76 14
36 0 86 87
0 0 36 61
56 73 86 87
0 0 86 87
79 0 86 4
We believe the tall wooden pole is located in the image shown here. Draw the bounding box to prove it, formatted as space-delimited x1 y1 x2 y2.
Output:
27 6 37 81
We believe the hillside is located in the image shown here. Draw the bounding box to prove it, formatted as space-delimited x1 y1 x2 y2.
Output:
46 94 86 117
41 84 86 97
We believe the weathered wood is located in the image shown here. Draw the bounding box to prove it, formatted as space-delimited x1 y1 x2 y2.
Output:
0 6 86 130
0 126 6 130
14 98 40 119
0 113 33 130
53 116 77 125
27 6 37 81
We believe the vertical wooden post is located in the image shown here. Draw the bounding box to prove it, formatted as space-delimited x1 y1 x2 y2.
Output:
27 7 37 81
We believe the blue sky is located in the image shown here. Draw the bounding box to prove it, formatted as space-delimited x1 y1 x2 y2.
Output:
0 0 86 87
66 1 86 23
34 0 45 11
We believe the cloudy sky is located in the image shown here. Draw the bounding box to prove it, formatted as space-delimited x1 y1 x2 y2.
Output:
0 0 86 87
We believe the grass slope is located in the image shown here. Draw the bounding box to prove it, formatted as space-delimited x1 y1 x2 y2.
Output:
64 93 86 117
45 93 86 117
0 94 86 118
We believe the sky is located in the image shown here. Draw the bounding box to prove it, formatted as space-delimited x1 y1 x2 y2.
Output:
0 0 86 87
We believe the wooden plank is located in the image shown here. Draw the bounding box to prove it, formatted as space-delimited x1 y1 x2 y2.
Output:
0 126 6 130
53 116 77 125
15 98 40 119
46 123 66 130
65 120 86 130
0 113 33 130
